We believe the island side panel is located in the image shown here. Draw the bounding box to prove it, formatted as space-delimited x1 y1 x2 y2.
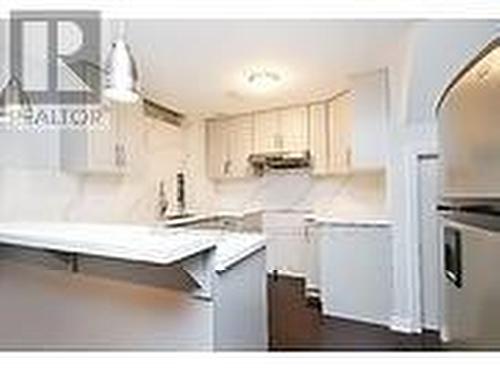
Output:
214 247 268 351
0 249 214 350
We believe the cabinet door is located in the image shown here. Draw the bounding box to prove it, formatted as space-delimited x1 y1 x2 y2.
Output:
279 106 308 152
328 93 353 174
60 101 125 174
87 102 121 172
227 115 253 178
262 211 309 275
206 119 228 179
309 103 329 175
351 69 388 170
319 225 392 325
253 111 280 153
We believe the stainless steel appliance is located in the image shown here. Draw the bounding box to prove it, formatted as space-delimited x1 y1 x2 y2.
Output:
437 37 500 349
248 150 311 176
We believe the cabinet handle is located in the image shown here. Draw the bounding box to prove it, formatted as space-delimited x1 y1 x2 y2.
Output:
223 160 232 175
122 145 127 167
274 134 283 150
114 144 120 166
115 144 126 167
346 147 352 167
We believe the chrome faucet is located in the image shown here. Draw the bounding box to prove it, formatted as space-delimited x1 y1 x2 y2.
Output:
176 171 186 214
157 180 169 220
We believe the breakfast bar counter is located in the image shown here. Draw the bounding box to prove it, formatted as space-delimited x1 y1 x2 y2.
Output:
0 222 267 351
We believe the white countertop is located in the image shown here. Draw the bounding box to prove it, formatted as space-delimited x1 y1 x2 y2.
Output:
0 222 217 266
191 230 266 272
304 214 392 227
0 222 266 272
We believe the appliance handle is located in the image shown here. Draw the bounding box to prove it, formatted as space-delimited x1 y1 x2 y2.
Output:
437 204 500 216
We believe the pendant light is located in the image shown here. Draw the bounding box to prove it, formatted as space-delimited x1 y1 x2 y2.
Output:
0 75 33 123
104 20 140 103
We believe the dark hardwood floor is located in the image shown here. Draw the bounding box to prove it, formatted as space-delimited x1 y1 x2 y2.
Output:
268 274 442 351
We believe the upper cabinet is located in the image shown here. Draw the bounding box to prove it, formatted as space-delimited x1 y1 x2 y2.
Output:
206 119 227 179
206 69 389 180
253 111 280 154
326 91 353 174
253 106 308 154
309 92 353 176
206 114 253 180
350 69 389 170
309 103 329 175
227 115 254 178
278 106 308 152
311 69 389 175
60 101 136 174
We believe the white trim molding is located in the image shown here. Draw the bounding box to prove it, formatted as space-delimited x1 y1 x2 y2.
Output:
388 121 439 335
390 315 421 334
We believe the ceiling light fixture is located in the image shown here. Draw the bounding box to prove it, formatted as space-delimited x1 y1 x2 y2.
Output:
104 21 140 103
247 70 282 92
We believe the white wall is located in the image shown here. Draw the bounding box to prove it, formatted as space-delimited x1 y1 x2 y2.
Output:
0 115 186 223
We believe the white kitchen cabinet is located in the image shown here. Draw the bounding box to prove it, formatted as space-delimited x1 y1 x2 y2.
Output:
206 119 229 179
206 115 253 180
309 103 329 175
350 69 389 170
205 68 388 179
318 222 392 326
278 106 308 152
60 101 135 174
253 111 280 154
310 93 353 176
253 106 308 154
262 210 310 276
310 69 388 175
227 115 253 178
327 92 353 174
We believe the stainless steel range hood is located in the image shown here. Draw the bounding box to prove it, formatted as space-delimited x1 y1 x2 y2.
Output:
248 150 311 175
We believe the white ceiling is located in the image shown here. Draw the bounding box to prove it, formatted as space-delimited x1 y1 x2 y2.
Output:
125 20 413 117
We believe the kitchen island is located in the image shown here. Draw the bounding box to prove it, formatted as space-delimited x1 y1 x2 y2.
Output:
0 223 267 351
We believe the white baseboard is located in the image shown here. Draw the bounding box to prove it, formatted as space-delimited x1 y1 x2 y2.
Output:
390 315 422 334
270 269 306 279
423 322 439 332
440 325 450 343
305 285 320 299
324 310 390 328
305 281 320 294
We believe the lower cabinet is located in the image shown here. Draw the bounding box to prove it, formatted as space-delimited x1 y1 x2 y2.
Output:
318 223 392 326
262 211 310 277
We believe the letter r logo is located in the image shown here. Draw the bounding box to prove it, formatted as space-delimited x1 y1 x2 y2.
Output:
10 11 101 105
